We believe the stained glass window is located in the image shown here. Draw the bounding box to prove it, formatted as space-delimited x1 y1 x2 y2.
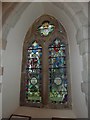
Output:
25 41 42 103
21 15 71 108
38 21 55 36
49 38 68 104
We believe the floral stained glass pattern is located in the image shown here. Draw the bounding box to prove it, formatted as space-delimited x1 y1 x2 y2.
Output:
49 39 68 103
38 21 55 36
25 41 42 103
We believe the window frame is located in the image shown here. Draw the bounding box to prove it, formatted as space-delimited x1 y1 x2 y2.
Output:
20 14 72 109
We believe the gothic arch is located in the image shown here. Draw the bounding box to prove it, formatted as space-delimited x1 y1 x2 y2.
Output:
20 14 72 109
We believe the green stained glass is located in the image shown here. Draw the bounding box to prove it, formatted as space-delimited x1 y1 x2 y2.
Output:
49 38 68 104
38 21 55 36
25 41 42 103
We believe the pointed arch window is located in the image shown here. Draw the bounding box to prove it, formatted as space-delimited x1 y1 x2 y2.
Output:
20 15 71 109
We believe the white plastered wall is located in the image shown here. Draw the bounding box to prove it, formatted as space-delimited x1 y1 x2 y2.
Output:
2 2 45 118
2 2 88 118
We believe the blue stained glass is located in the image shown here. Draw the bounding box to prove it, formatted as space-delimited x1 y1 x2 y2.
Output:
54 57 65 67
32 49 37 54
49 38 68 103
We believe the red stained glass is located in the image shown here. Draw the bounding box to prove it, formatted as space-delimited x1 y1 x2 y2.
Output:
54 47 59 52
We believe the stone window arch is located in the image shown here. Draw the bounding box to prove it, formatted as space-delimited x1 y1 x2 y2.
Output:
20 14 72 109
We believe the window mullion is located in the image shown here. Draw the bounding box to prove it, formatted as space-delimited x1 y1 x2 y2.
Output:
42 44 49 106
